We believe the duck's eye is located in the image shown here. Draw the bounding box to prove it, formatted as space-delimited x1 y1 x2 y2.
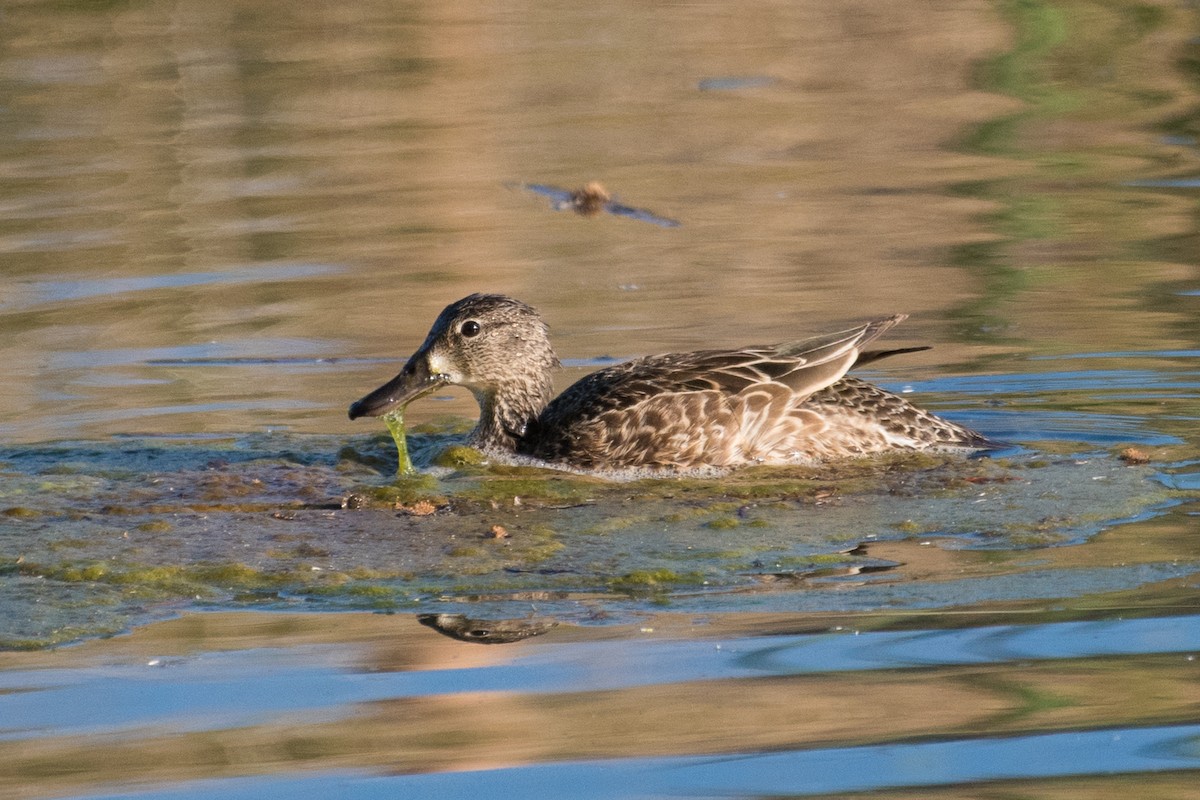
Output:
460 320 481 338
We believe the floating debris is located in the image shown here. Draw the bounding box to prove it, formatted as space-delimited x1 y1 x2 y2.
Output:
399 500 438 516
1119 447 1151 465
513 181 681 228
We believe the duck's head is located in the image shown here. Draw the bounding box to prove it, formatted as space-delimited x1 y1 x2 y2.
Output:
348 294 560 439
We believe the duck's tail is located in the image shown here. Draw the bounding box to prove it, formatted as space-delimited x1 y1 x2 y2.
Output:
854 345 931 368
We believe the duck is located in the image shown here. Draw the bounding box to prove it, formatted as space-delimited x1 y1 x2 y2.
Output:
348 294 996 474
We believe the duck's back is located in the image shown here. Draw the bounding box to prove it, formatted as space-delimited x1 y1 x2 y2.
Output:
517 324 992 470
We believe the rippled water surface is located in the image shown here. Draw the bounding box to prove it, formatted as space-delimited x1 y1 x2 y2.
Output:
2 0 1200 797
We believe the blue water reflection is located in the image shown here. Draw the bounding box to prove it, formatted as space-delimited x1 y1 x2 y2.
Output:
6 615 1197 740
79 724 1200 799
5 263 340 310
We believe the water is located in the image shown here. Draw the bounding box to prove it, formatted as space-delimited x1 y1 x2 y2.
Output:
2 0 1200 797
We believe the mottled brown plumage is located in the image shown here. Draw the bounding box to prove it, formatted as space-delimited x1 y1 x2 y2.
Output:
348 294 996 474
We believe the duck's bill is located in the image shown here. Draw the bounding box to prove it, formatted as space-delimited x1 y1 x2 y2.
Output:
348 356 445 420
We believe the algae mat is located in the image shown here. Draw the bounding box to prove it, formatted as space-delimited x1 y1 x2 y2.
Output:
0 430 1189 647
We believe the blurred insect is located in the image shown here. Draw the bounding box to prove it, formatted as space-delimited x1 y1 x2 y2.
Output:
512 180 681 228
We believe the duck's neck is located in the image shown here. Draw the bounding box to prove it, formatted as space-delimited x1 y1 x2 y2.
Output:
468 379 553 452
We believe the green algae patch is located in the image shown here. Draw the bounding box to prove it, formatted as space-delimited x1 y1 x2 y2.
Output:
21 560 306 599
627 451 981 504
433 445 488 469
42 563 112 583
306 582 404 610
518 525 566 564
440 523 564 575
772 552 857 569
2 507 38 519
458 475 597 507
344 473 446 508
0 432 1187 648
582 513 651 535
609 568 704 596
192 563 281 588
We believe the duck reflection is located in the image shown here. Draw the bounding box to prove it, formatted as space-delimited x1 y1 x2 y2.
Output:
418 613 559 644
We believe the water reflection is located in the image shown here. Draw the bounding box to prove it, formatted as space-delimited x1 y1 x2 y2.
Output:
2 610 1198 798
3 262 339 310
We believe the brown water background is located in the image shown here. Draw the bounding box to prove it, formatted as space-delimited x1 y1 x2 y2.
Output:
2 1 1200 798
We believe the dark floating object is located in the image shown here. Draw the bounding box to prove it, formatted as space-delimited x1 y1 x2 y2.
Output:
514 181 681 228
417 613 558 645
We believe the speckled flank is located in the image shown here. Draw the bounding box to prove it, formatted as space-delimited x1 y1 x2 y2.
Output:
350 294 996 472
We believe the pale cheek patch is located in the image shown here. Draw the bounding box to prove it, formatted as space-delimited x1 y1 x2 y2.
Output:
427 352 460 381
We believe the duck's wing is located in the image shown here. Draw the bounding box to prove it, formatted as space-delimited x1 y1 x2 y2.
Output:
532 316 906 434
689 314 909 395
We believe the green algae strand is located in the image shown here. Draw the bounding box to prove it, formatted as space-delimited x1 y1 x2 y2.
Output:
384 409 415 476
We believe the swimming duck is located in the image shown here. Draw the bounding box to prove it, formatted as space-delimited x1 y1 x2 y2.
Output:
348 294 995 473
